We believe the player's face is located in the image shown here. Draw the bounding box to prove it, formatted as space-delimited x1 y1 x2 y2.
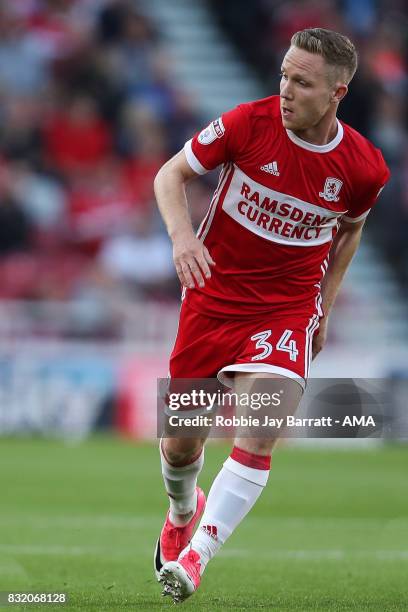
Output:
280 46 338 132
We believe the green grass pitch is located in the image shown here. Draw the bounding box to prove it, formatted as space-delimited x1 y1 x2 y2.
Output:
0 436 407 611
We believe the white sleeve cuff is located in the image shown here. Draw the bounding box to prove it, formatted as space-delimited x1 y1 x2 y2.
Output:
342 209 371 223
183 139 208 175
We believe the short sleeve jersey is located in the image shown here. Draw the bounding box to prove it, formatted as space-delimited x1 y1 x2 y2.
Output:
183 96 390 319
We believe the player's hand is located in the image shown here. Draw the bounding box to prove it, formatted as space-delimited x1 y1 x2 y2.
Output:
312 316 328 360
172 230 216 289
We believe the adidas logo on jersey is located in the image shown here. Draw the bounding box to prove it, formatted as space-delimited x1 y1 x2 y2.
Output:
260 161 280 176
202 525 218 540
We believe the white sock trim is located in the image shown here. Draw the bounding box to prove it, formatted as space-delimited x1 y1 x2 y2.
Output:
223 456 270 486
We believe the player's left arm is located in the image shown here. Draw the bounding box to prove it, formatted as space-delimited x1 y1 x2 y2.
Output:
312 217 365 359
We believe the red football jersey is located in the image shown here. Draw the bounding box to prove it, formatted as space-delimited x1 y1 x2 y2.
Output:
183 96 390 318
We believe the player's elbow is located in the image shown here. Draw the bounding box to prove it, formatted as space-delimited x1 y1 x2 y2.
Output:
154 163 174 199
156 150 198 189
153 164 166 193
154 158 185 194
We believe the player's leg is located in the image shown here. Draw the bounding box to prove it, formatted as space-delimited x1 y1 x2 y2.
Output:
160 373 303 601
187 373 302 570
159 311 318 600
160 435 206 525
155 433 210 579
159 376 214 528
155 302 229 579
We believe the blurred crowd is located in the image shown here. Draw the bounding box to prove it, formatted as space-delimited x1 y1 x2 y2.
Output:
0 0 210 313
211 0 408 294
0 0 407 334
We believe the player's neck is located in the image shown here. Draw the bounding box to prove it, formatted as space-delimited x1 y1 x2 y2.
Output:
292 115 339 147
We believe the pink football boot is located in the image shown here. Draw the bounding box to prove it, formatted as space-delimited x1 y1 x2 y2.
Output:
153 487 205 580
159 548 202 603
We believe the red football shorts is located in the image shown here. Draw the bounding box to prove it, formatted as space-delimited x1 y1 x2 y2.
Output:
169 302 320 390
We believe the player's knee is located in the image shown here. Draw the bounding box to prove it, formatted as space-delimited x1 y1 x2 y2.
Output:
161 437 204 466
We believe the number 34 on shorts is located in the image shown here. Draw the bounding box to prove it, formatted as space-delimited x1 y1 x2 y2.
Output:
230 313 321 382
169 304 320 382
251 329 298 362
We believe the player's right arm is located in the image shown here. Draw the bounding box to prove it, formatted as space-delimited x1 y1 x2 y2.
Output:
155 105 250 289
154 150 216 289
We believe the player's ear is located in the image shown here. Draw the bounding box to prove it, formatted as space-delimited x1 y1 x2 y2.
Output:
332 83 348 104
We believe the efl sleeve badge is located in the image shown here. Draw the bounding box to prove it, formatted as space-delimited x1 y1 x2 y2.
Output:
198 117 225 145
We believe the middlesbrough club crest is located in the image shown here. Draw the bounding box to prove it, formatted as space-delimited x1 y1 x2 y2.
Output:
319 177 343 202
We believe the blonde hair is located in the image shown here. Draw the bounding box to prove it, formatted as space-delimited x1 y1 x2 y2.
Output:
291 28 357 84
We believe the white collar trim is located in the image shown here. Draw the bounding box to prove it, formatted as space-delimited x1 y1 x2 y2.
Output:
286 119 343 153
